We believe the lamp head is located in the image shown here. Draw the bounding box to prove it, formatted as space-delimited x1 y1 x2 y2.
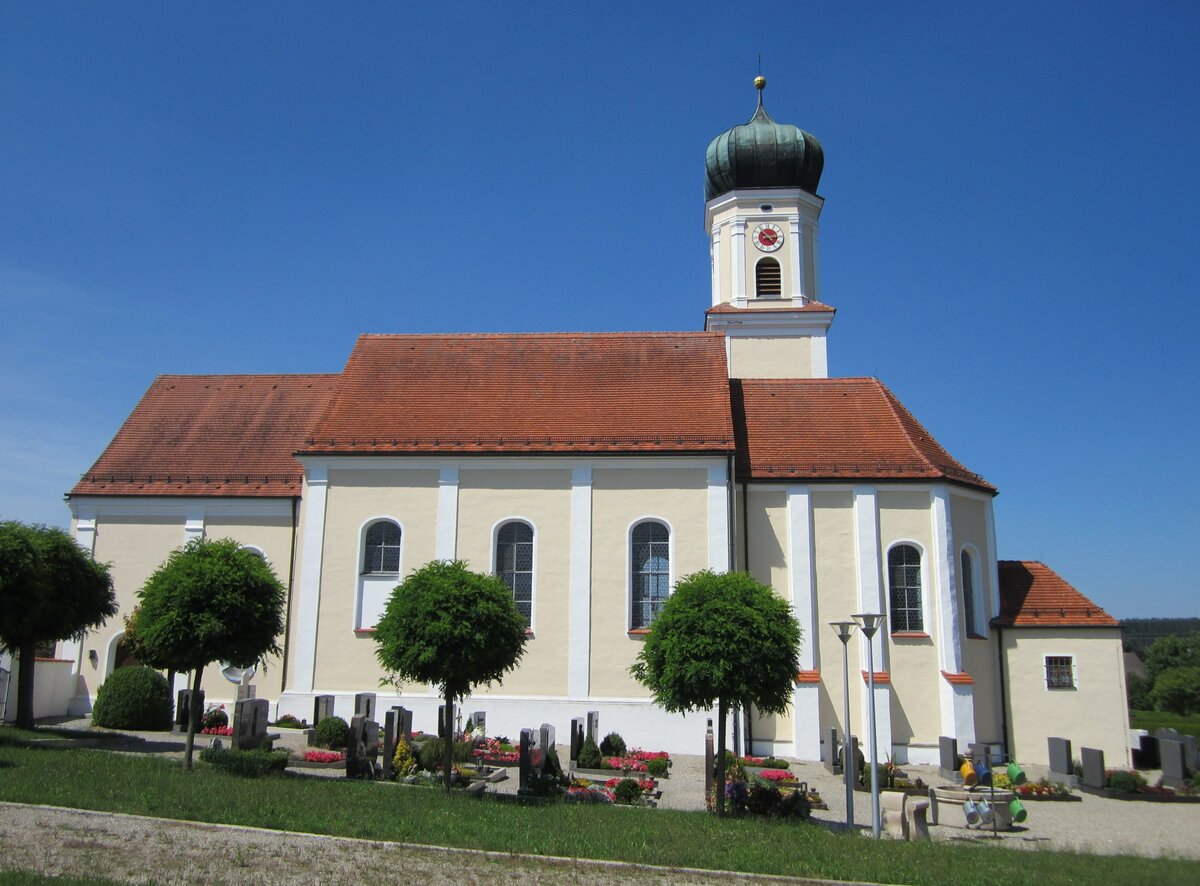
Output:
829 620 857 644
852 612 885 637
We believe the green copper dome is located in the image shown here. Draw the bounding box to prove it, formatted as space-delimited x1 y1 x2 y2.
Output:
704 78 824 201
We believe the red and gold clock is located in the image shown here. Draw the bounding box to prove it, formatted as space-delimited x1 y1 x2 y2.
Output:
752 222 784 252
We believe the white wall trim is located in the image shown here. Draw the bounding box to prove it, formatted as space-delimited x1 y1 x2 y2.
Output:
785 486 817 670
568 465 593 699
710 226 722 307
930 487 962 673
292 467 329 692
298 455 726 473
792 683 821 760
68 496 294 518
435 465 459 560
731 219 747 302
852 487 886 667
74 517 97 557
810 332 828 378
707 462 730 572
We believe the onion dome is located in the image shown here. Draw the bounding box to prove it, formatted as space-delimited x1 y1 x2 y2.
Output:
704 76 824 201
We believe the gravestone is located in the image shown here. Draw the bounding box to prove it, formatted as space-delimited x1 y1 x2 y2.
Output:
1133 733 1159 770
570 718 584 762
1047 737 1073 780
354 692 376 721
236 683 256 702
1160 739 1189 789
1154 728 1197 769
849 737 863 781
466 711 486 736
1080 747 1106 789
939 736 959 778
539 723 556 768
391 706 413 739
827 728 842 774
704 719 714 799
175 689 204 730
437 705 446 738
232 698 269 751
313 695 334 726
346 715 380 779
586 711 599 743
382 710 398 780
518 728 538 793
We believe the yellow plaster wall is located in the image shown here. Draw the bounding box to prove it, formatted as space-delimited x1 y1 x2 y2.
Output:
589 467 708 697
811 491 860 736
456 468 572 697
744 486 792 742
728 336 813 379
314 468 439 691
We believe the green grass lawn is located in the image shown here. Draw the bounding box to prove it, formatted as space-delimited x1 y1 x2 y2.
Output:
0 730 1197 885
1131 710 1200 739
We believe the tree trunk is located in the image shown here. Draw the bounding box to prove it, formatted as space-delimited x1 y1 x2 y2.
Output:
166 669 176 721
183 669 202 771
715 695 728 817
14 640 37 731
442 689 454 794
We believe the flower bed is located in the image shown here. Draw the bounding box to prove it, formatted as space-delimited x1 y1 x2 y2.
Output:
200 726 233 736
303 749 346 764
472 737 519 766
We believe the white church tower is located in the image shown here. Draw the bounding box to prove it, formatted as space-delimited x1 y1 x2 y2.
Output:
704 76 834 379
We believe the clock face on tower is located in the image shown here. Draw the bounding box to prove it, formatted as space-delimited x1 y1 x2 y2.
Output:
752 222 784 252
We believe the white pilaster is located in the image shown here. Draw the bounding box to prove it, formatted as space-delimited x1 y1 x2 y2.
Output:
810 332 828 379
293 466 329 692
707 463 730 572
852 487 886 668
984 496 1000 623
710 227 722 307
183 508 205 544
436 465 459 561
786 486 817 669
931 487 963 674
789 217 806 302
939 678 977 749
809 220 822 302
568 465 593 699
731 220 747 305
792 684 822 760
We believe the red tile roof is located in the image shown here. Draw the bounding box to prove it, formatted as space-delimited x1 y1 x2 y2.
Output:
72 375 338 497
995 561 1119 627
731 378 994 491
299 333 735 454
706 301 836 314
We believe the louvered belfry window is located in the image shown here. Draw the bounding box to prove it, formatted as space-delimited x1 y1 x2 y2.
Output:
631 521 670 629
362 520 401 574
888 544 923 632
496 521 534 625
756 258 782 297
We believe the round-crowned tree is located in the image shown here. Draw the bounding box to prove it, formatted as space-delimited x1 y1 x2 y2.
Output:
374 560 527 792
629 570 801 816
0 521 116 730
132 538 285 769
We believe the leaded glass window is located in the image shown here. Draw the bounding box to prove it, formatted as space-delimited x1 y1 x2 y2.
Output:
961 549 977 636
631 521 670 629
888 544 923 633
362 520 401 574
496 521 533 625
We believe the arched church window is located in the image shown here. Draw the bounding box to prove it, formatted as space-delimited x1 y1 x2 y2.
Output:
631 520 670 629
362 520 401 574
961 549 977 636
887 544 923 633
755 258 782 297
495 521 534 626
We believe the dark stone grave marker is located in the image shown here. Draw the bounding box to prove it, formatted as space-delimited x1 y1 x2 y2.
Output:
1133 733 1159 770
390 706 413 740
570 718 584 762
232 698 269 751
346 715 380 779
353 692 375 721
313 695 334 726
382 710 398 780
175 689 204 731
586 711 599 743
518 728 535 793
437 705 446 738
1048 737 1073 780
1160 739 1188 789
827 727 842 774
939 736 958 776
1081 746 1106 789
704 718 714 799
236 683 256 702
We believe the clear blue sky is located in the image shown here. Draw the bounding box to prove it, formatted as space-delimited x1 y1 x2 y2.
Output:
2 2 1196 619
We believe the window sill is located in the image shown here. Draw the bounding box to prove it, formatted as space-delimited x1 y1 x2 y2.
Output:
890 631 929 639
353 628 376 636
966 632 987 640
628 628 651 636
524 628 534 637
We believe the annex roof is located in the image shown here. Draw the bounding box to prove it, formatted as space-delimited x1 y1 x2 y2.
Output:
994 561 1119 628
730 377 995 491
71 374 338 497
299 333 736 455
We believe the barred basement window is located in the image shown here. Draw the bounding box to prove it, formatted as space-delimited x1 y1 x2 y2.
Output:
961 549 977 635
631 520 670 629
496 521 534 625
362 520 401 574
755 258 782 297
888 544 923 633
1045 656 1075 689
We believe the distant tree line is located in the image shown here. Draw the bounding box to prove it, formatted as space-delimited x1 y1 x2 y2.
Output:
1122 618 1200 657
1126 630 1200 716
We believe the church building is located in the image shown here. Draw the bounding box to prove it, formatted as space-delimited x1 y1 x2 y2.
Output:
60 78 1129 767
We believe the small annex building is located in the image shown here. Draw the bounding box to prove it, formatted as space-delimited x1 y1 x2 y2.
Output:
58 79 1130 766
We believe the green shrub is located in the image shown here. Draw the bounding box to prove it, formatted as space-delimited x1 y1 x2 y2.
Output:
760 756 789 769
613 778 642 805
313 715 349 749
415 737 474 773
91 666 171 731
199 747 288 777
747 784 782 816
577 736 601 769
645 756 668 777
201 705 228 730
274 714 307 729
1152 667 1200 715
1107 770 1145 793
778 787 812 820
600 732 626 756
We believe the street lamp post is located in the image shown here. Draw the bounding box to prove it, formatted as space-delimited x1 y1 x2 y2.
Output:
829 621 857 830
853 612 885 839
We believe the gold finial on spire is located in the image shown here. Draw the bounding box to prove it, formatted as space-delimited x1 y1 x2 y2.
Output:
754 74 766 91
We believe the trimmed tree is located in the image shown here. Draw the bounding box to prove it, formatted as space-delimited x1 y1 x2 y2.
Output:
630 570 801 816
132 537 285 769
0 521 116 730
374 560 527 792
